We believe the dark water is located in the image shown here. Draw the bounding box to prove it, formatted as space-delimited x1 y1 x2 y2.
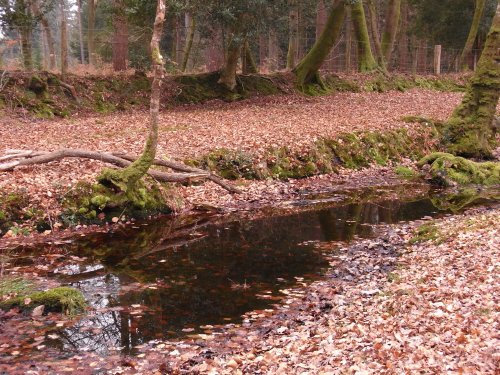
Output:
33 188 495 355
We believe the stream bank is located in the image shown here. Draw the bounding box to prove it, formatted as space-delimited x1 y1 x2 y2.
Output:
0 193 497 374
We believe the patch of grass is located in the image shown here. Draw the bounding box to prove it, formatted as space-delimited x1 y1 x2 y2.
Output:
394 166 419 180
0 277 36 300
387 272 401 283
410 222 440 244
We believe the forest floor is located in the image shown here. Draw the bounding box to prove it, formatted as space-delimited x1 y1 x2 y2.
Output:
1 204 498 374
1 86 499 374
0 88 463 244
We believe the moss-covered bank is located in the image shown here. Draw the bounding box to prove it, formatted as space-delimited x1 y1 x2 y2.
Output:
0 70 467 118
190 125 440 180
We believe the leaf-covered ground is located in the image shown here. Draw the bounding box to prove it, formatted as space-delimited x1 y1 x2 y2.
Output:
1 205 497 374
0 89 461 230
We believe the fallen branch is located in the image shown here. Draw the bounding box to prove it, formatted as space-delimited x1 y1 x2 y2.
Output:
0 148 241 193
114 152 242 194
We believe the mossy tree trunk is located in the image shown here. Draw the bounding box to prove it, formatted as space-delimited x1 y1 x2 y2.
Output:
459 0 486 70
98 0 166 203
381 0 401 66
442 3 499 158
242 39 258 74
293 0 346 89
367 0 385 68
351 0 379 72
19 26 33 71
181 13 196 72
218 35 243 90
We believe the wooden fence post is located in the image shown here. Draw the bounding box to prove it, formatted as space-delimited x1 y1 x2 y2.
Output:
434 44 441 75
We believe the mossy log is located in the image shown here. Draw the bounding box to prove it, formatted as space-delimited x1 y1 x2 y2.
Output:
418 152 500 187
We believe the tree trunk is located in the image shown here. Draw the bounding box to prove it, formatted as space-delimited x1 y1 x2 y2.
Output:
218 37 242 90
459 0 486 70
268 28 279 71
241 39 258 74
60 0 68 77
293 0 346 89
259 33 267 71
351 0 378 72
381 0 401 66
442 2 499 158
367 0 384 67
19 27 33 71
77 0 85 63
32 0 56 70
112 0 129 71
99 0 166 201
286 0 299 70
345 8 352 72
397 0 409 71
88 0 97 66
181 13 196 72
316 0 327 39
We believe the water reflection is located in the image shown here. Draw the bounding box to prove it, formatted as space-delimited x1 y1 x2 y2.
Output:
43 193 492 355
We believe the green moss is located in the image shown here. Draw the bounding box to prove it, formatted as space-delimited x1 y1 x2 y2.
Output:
0 286 86 315
192 124 439 181
410 222 440 244
0 277 35 299
418 152 500 186
174 72 284 104
61 180 171 225
401 115 434 124
0 191 30 235
394 166 419 179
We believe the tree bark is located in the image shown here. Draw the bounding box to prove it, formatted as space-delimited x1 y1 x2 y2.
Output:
241 39 258 74
286 0 299 70
60 0 68 77
367 0 384 67
32 0 56 70
19 27 33 71
181 13 196 72
88 0 98 66
99 0 166 198
459 0 486 70
293 0 346 89
112 0 129 71
442 2 500 158
268 28 279 71
381 0 401 66
345 8 352 72
77 0 85 63
351 0 378 72
316 0 327 39
397 0 409 71
218 36 242 90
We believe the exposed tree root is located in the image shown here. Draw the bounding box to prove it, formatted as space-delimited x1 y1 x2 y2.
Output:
0 149 241 193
